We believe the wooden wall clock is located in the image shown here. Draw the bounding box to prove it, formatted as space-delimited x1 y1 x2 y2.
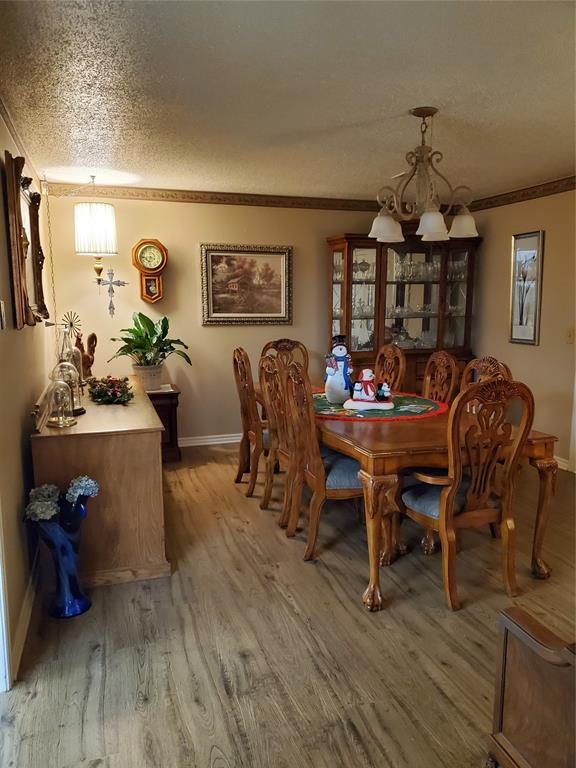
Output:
131 239 168 303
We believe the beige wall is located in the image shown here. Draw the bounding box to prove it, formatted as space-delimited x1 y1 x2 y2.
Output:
48 191 576 461
473 191 575 460
48 196 374 438
0 115 48 672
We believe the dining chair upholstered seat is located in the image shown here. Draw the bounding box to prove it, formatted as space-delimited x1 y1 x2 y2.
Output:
402 479 499 520
322 450 362 490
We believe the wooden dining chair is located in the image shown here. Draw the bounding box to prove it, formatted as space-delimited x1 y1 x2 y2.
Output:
258 354 295 523
422 350 459 403
400 376 534 610
232 347 266 497
375 344 406 390
261 338 309 370
285 361 364 561
460 356 512 390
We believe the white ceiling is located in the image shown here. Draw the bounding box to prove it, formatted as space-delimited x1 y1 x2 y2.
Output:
0 1 574 200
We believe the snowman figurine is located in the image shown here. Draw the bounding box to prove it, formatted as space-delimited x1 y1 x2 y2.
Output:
344 371 395 411
324 335 354 404
352 369 377 402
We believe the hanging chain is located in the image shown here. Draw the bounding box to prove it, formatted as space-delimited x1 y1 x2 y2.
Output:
42 177 61 358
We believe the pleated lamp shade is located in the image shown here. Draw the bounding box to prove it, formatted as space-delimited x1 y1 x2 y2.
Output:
74 203 118 257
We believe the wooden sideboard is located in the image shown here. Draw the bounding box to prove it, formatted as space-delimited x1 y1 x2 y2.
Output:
31 376 170 587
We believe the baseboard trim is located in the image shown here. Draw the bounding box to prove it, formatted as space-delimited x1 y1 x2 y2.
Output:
555 456 571 472
179 433 242 447
9 552 38 685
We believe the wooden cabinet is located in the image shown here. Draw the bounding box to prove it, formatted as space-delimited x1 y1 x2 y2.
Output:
31 377 170 587
327 225 481 392
146 384 181 463
488 607 575 768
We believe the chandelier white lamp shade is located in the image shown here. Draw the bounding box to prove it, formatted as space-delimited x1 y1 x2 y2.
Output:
448 205 479 238
367 209 405 243
74 202 118 281
368 106 478 242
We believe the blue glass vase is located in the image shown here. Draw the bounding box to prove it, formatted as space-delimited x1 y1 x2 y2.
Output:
37 496 91 618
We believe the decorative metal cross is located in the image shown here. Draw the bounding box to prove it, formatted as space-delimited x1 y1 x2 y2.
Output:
97 269 128 317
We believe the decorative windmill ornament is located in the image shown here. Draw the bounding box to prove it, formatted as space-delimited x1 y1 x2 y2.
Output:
45 310 82 336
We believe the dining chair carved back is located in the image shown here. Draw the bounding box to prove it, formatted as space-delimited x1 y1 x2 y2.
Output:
261 338 309 370
285 361 364 560
401 376 534 610
461 356 512 390
375 344 406 391
422 350 459 403
233 347 266 497
258 354 296 523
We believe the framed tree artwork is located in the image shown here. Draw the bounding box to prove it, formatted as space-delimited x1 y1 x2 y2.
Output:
4 151 49 328
509 231 544 345
201 243 292 325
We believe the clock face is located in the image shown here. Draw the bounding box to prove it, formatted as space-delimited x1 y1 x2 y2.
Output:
138 244 163 270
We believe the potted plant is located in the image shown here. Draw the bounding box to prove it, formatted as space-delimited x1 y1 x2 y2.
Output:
109 312 191 391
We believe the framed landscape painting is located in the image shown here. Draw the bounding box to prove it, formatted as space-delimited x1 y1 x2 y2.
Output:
509 231 544 345
201 243 292 325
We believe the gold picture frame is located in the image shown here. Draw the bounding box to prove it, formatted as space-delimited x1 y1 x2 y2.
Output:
201 243 292 326
4 151 49 328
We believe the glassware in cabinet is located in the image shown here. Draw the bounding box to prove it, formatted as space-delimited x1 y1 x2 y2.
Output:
350 247 377 352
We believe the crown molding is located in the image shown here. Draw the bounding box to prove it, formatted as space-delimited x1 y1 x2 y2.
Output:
0 98 40 180
470 176 575 212
46 175 575 212
47 182 380 212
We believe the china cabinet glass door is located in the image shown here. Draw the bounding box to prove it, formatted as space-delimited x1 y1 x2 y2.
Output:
443 249 469 348
331 250 344 337
385 248 441 350
350 247 377 352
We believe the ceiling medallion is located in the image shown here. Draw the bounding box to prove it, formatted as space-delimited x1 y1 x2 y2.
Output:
368 106 478 243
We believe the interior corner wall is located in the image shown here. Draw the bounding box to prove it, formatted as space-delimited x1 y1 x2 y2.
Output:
472 190 576 460
0 115 48 681
47 196 375 440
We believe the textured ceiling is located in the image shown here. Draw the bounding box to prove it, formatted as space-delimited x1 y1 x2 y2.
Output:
0 1 574 200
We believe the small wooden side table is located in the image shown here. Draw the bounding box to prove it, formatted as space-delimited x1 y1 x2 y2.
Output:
146 383 182 462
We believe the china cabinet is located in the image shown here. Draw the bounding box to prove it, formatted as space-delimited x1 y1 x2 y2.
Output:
327 224 481 392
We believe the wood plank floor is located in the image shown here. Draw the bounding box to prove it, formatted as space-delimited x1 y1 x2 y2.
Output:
1 446 574 768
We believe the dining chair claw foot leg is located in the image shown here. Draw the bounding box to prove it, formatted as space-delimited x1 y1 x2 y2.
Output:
531 557 551 579
379 550 393 567
421 530 436 555
362 584 384 611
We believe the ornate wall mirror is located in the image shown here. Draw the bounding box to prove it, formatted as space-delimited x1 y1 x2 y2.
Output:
4 150 49 328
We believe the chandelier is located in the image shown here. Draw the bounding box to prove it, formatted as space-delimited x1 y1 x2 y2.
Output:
368 106 478 243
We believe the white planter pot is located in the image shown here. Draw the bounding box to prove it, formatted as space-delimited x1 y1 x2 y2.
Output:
132 363 164 392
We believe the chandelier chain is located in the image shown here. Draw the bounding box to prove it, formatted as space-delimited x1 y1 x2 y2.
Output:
43 177 61 357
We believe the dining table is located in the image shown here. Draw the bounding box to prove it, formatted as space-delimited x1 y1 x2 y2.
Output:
255 381 559 611
315 410 558 610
